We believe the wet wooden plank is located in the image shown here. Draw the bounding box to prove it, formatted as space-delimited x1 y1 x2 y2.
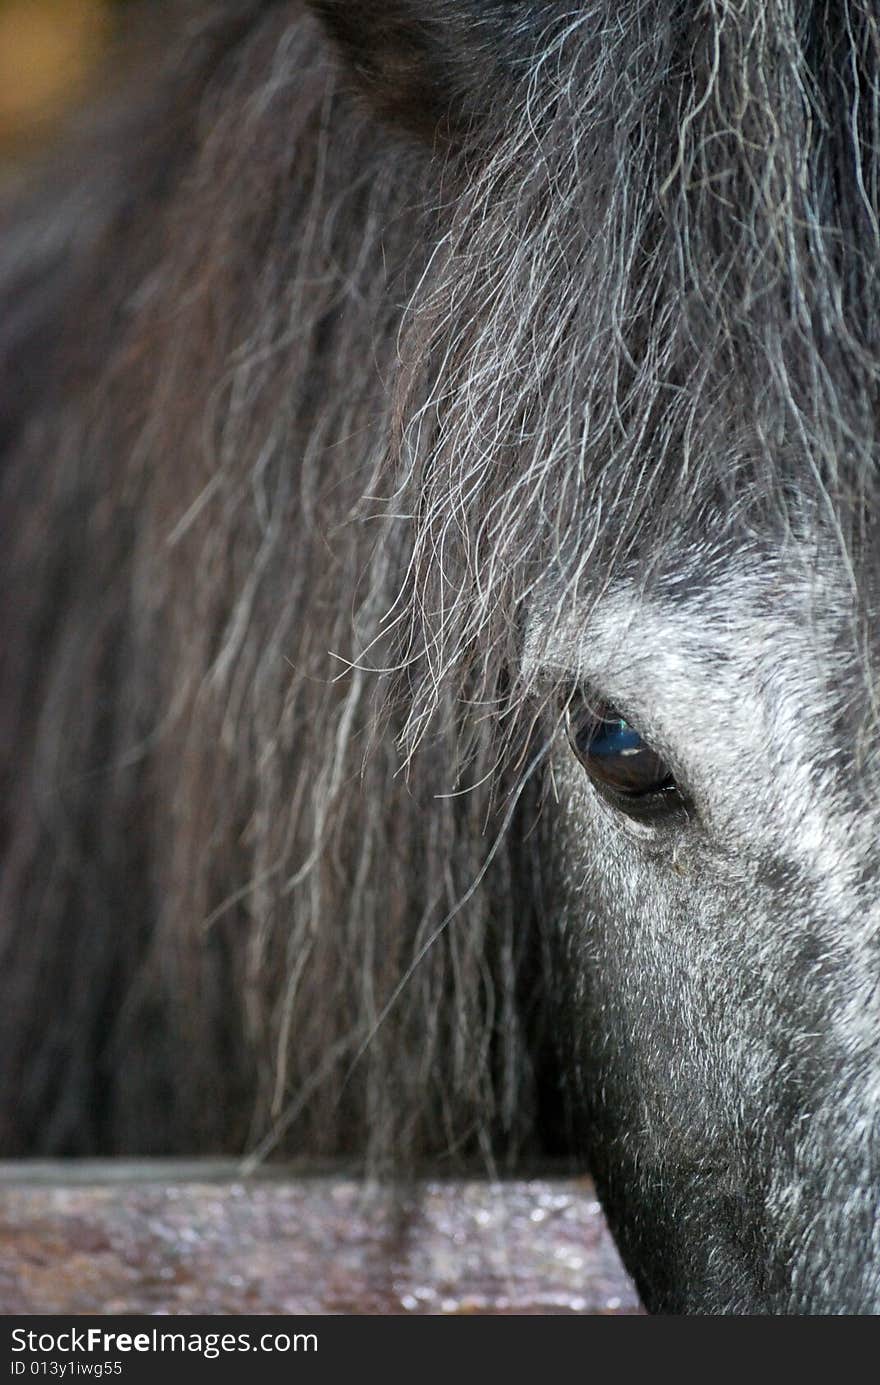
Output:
0 1163 642 1315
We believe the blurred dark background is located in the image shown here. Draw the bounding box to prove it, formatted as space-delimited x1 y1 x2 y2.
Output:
0 0 131 158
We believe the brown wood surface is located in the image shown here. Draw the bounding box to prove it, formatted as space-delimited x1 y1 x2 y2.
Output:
0 1163 642 1315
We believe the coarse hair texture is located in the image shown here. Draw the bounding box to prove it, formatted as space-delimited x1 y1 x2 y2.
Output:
1 0 879 1162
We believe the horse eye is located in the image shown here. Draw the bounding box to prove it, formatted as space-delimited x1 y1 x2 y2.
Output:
564 694 684 815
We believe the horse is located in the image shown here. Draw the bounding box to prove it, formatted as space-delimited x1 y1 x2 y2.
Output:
2 0 880 1314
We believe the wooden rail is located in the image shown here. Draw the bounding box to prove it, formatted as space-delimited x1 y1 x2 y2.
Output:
0 1162 642 1315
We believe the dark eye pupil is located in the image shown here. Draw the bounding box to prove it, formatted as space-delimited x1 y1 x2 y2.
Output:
566 699 677 799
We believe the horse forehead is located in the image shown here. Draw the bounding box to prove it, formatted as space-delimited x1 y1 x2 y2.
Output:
523 542 873 797
524 543 860 691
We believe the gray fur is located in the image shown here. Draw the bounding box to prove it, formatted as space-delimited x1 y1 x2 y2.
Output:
2 0 880 1311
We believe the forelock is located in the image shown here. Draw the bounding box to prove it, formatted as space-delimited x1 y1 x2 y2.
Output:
388 0 880 757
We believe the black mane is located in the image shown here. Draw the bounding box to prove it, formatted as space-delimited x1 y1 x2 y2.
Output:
1 0 878 1162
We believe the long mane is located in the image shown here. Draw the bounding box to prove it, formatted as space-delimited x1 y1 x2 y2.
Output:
1 0 877 1161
